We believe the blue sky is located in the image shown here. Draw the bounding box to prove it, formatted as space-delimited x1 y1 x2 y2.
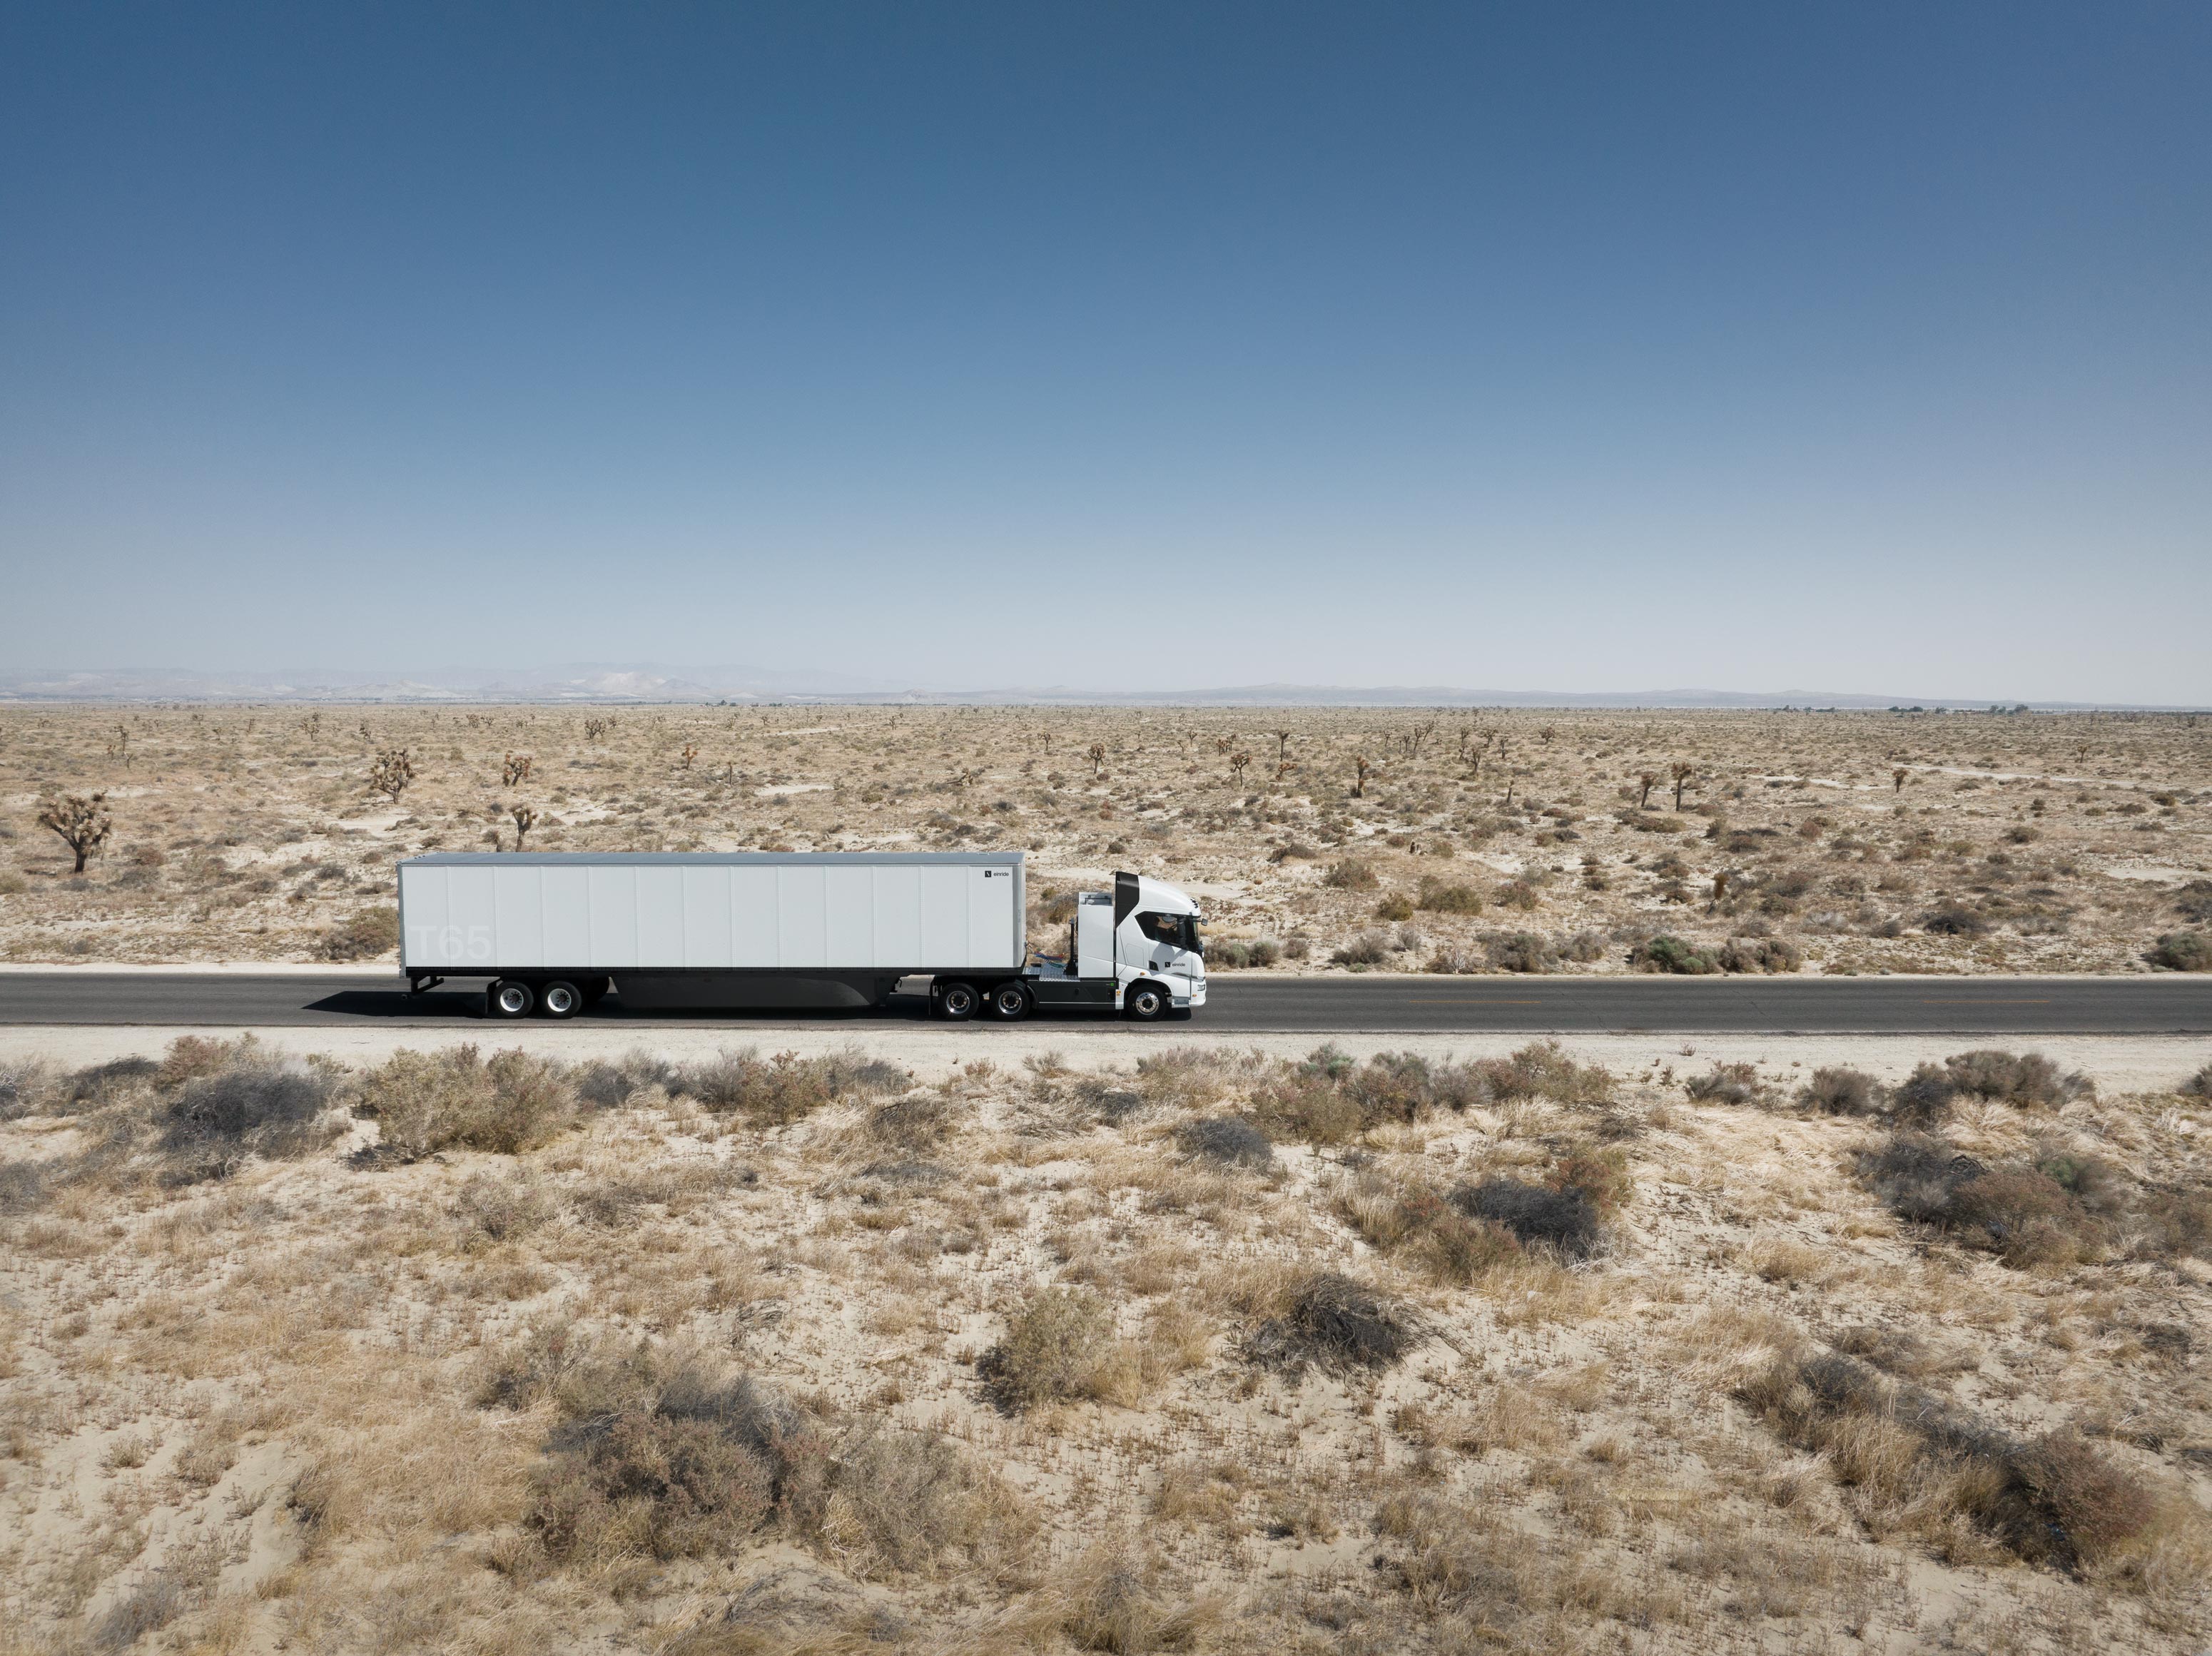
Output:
2 2 2207 700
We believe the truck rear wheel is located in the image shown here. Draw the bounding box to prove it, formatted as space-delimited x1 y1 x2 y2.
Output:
986 982 1032 1021
1125 981 1169 1022
539 980 582 1020
937 980 980 1020
488 979 534 1020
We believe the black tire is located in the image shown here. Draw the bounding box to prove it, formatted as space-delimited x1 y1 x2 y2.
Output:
1125 980 1170 1022
488 978 534 1020
539 980 582 1020
986 982 1033 1021
937 980 980 1021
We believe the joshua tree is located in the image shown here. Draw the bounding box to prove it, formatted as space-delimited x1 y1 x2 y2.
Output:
39 791 111 873
1671 762 1695 810
369 748 415 803
1273 728 1294 762
508 803 539 851
1086 742 1107 778
502 753 534 787
679 743 698 770
1892 767 1909 794
1229 751 1251 785
1352 756 1372 799
583 716 613 743
106 723 131 768
1274 760 1299 783
1637 771 1660 809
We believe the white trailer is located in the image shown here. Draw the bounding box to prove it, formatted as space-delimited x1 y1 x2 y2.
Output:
396 852 1206 1022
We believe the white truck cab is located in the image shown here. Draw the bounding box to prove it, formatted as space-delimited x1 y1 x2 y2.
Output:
1038 870 1207 1020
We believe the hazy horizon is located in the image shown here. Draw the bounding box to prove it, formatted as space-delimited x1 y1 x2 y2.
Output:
4 4 2208 701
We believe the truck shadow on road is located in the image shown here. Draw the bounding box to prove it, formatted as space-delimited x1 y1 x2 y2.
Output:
302 989 940 1023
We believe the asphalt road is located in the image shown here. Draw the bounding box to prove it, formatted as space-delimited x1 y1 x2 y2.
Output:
0 973 2206 1034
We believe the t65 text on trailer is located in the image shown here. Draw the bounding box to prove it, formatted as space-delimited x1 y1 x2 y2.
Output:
395 852 1206 1022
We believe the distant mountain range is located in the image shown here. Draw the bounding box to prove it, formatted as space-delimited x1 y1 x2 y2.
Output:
0 666 2193 712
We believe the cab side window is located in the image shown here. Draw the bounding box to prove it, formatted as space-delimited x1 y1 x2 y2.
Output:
1136 912 1196 951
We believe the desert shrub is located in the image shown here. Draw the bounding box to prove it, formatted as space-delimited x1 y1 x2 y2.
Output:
1175 1116 1274 1170
1548 1142 1633 1215
1920 904 1990 937
1252 1049 1491 1143
1414 878 1483 915
355 1046 578 1160
2148 930 2212 971
671 1045 906 1124
1345 1051 1488 1122
1890 1062 1957 1125
1629 934 1720 974
316 905 400 961
1684 1061 1771 1107
1206 936 1282 970
0 1157 53 1215
2172 880 2212 923
574 1048 679 1109
1249 1056 1365 1145
1248 1271 1424 1374
980 1288 1130 1412
1374 892 1415 922
2178 1062 2212 1099
1719 935 1802 973
1483 930 1557 973
1559 928 1605 963
1797 1066 1886 1116
57 1055 159 1110
160 1050 340 1179
1492 878 1543 911
1738 1349 2153 1570
1859 1132 2107 1267
2136 1187 2212 1260
1330 928 1394 967
0 1059 54 1122
1424 943 1481 974
1470 1040 1613 1105
1942 1049 2089 1107
1453 1178 1605 1260
452 1171 554 1243
1323 858 1379 890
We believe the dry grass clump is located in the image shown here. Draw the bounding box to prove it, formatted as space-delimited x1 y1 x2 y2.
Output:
671 1045 908 1123
980 1286 1135 1412
1683 1060 1776 1107
352 1045 579 1159
498 1338 1030 1580
1738 1346 2161 1572
1942 1048 2094 1107
1245 1270 1425 1375
1172 1114 1274 1170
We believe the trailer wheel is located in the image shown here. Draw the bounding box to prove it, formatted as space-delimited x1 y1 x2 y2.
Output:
986 982 1032 1021
539 980 582 1020
488 979 534 1020
1124 981 1169 1022
937 980 980 1020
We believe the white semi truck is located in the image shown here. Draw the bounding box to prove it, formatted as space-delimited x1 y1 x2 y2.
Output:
396 851 1206 1022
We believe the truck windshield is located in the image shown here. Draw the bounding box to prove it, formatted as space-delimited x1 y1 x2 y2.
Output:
1135 912 1201 954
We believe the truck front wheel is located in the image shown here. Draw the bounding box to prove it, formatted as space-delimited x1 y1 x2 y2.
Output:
1125 981 1169 1022
937 981 980 1020
986 982 1032 1021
